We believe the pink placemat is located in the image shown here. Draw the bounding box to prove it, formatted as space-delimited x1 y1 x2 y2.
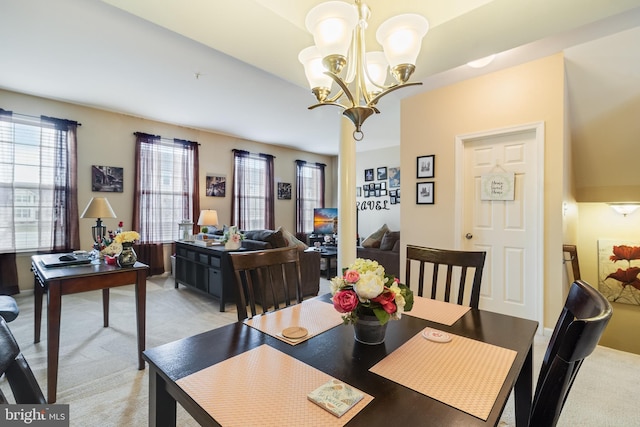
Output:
176 345 374 426
370 330 516 420
404 296 471 325
244 298 344 344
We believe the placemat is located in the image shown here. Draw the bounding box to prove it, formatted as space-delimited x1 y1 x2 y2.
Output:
176 344 374 426
404 296 471 326
244 298 344 345
369 330 516 420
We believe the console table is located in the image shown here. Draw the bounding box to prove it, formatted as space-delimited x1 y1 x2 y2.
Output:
174 241 238 311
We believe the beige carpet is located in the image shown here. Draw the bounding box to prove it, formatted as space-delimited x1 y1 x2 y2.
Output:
2 275 639 426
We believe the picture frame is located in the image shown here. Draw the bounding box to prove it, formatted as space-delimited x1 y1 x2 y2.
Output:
388 167 400 188
416 182 434 204
365 168 374 182
206 174 226 197
277 182 292 200
356 187 361 197
417 155 435 179
92 165 123 192
377 166 387 180
380 182 386 190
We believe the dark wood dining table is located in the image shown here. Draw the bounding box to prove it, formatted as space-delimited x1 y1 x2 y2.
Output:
143 295 538 427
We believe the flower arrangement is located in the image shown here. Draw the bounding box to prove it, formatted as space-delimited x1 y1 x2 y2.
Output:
330 258 414 325
114 231 140 245
221 226 244 244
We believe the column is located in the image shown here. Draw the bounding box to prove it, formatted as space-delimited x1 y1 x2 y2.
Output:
338 116 356 273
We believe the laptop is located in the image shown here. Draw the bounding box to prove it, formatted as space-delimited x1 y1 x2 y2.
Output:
40 253 93 268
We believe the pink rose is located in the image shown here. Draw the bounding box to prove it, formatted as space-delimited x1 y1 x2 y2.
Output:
332 290 359 313
344 269 360 284
372 291 397 314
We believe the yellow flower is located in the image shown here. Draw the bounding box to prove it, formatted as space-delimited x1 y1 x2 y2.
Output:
114 231 140 244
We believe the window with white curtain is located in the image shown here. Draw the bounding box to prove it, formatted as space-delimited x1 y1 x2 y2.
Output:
296 161 325 234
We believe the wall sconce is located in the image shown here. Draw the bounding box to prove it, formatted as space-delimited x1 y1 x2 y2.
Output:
609 203 640 217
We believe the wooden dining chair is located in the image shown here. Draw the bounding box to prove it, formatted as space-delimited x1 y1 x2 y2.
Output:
0 316 46 404
405 245 486 309
529 279 612 426
229 246 304 321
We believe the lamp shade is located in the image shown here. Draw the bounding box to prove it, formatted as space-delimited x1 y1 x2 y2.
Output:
80 197 116 219
298 46 334 90
364 51 389 94
305 1 357 59
376 14 429 68
197 210 219 227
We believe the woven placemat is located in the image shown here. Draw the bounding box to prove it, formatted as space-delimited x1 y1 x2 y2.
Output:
244 298 344 344
176 344 374 426
370 330 516 420
404 296 471 326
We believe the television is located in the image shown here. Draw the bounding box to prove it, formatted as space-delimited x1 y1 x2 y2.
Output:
313 208 338 235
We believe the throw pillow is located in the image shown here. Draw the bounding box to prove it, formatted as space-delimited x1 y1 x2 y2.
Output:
265 228 287 248
379 231 400 251
279 227 308 250
392 239 401 253
242 229 286 248
361 224 389 248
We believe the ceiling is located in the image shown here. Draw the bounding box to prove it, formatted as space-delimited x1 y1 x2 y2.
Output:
1 0 639 158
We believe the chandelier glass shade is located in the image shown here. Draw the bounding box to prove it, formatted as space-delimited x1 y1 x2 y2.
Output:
299 0 428 140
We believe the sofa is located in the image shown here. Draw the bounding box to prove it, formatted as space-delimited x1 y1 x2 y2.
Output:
357 226 400 277
238 228 321 302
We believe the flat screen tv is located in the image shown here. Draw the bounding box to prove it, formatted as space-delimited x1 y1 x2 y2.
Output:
313 208 338 235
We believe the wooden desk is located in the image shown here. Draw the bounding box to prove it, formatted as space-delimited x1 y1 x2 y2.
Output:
31 255 149 403
143 297 538 426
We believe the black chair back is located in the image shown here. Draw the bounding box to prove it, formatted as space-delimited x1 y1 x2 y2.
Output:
405 245 486 308
530 279 612 426
0 316 46 404
229 247 304 321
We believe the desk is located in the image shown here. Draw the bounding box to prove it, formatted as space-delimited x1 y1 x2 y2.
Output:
144 297 538 426
31 255 149 403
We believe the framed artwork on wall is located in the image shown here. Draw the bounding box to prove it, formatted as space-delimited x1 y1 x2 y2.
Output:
206 174 226 197
377 166 387 180
92 165 123 192
416 182 434 205
277 182 292 200
365 168 374 181
388 167 400 188
417 155 435 179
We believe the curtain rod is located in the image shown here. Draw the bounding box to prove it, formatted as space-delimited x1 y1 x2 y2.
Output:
0 109 81 126
133 132 199 145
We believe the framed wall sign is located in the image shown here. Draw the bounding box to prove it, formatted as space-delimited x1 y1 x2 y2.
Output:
92 165 123 192
417 155 435 179
480 172 515 200
416 182 434 204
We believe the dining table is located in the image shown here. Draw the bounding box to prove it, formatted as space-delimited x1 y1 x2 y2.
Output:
143 295 538 426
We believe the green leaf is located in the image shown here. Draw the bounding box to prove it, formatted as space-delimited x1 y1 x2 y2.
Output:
372 307 390 325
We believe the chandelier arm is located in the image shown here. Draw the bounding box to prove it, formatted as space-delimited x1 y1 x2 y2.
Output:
308 102 346 111
325 89 345 104
368 82 423 106
325 72 356 107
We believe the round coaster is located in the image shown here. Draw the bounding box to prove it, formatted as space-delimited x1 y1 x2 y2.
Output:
422 328 452 343
282 326 308 339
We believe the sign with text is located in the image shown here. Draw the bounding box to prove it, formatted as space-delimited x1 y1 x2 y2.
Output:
480 172 515 201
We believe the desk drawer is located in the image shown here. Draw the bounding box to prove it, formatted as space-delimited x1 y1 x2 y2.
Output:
198 253 209 264
208 256 221 268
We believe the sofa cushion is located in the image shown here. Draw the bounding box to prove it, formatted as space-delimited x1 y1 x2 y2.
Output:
392 239 401 253
243 229 287 249
380 231 400 251
279 227 308 250
361 224 389 248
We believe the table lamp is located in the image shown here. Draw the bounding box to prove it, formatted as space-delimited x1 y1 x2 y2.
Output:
197 209 219 232
80 197 117 249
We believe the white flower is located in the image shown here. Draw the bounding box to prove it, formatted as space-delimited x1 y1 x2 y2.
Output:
329 277 345 294
354 270 385 300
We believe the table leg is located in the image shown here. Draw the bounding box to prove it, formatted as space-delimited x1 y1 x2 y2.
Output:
47 283 62 404
514 344 533 427
102 288 110 327
135 270 146 370
148 368 177 427
34 274 43 343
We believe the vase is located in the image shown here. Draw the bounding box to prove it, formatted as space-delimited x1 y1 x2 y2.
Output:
117 243 137 267
353 314 388 345
225 240 241 250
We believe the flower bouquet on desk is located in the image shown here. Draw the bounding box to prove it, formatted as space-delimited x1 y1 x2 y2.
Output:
112 231 140 267
330 258 413 345
222 226 244 250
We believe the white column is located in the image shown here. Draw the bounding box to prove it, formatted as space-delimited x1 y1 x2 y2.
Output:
338 116 356 273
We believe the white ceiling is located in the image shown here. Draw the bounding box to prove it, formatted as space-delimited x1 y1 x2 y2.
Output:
1 0 640 156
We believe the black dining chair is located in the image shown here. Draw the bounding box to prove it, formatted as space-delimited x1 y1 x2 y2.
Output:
0 315 46 404
529 279 612 426
405 245 487 309
229 247 304 321
0 295 19 323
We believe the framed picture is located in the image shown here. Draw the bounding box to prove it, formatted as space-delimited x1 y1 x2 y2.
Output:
92 165 123 192
365 168 374 182
206 175 226 197
277 182 292 200
417 155 435 179
364 190 370 198
375 183 380 190
380 182 386 190
388 167 400 188
356 187 361 197
377 166 387 180
416 182 434 204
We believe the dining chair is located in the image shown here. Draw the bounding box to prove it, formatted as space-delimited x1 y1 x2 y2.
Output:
229 246 304 321
0 316 46 404
405 245 486 309
0 295 19 322
529 279 612 426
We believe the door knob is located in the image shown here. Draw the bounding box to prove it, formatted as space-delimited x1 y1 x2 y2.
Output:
465 233 473 239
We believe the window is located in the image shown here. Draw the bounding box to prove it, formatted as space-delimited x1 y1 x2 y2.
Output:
0 111 79 252
232 150 274 230
296 161 325 234
133 133 199 243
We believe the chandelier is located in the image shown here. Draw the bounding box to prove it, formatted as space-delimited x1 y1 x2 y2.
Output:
298 0 428 141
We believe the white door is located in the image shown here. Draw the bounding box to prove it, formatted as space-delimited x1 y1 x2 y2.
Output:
455 123 543 322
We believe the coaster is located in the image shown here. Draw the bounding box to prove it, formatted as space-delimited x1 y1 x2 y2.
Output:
282 326 308 339
421 328 452 343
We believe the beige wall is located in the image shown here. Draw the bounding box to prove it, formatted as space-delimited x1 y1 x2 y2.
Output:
577 203 640 354
400 53 567 331
2 89 335 291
